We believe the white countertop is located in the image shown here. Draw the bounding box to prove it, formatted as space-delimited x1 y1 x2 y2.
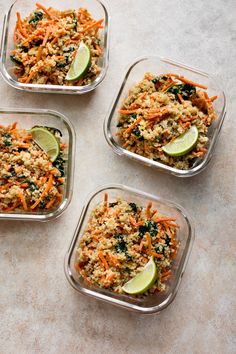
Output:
0 0 236 353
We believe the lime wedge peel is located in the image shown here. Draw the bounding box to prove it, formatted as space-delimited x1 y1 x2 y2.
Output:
66 41 91 81
30 127 59 162
162 125 199 157
122 256 157 295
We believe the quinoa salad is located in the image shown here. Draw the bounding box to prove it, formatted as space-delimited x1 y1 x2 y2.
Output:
117 72 218 170
75 193 178 295
11 3 104 85
0 122 66 212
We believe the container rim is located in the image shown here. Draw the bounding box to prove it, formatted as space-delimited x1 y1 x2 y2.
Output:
64 183 195 314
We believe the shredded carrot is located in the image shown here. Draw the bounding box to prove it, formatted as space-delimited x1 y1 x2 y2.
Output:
161 270 171 279
177 93 184 104
161 80 177 93
80 19 104 33
31 174 53 209
210 95 218 102
98 252 109 270
123 116 143 135
149 251 163 259
130 92 147 108
16 12 27 37
45 198 56 209
104 192 108 211
18 191 28 211
107 254 120 268
25 64 44 83
166 73 208 89
119 109 139 115
146 201 152 218
36 3 53 19
139 240 145 252
154 217 176 223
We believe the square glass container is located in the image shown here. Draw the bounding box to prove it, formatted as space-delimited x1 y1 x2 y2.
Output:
0 0 109 94
0 108 75 221
104 56 226 177
64 184 194 314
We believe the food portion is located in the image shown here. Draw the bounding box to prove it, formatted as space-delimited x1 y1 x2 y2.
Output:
11 3 104 85
75 193 178 295
117 72 218 169
0 122 66 212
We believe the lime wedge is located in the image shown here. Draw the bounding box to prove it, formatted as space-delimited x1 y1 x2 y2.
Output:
162 125 199 157
65 41 91 81
122 257 157 294
30 127 59 162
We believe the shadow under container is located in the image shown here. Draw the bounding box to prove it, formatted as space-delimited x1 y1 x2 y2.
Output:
0 0 109 94
65 184 194 314
104 56 226 177
0 108 75 221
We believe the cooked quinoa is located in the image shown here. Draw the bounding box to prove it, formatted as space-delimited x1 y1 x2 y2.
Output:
11 4 103 85
0 122 66 212
117 72 218 170
75 193 178 295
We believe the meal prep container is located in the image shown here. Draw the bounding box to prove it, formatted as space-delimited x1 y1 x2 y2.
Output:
64 184 194 314
0 0 109 94
0 108 75 221
104 56 226 177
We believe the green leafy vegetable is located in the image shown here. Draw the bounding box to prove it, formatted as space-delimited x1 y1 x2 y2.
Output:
139 220 158 237
29 11 43 25
109 202 118 207
129 202 137 213
3 133 12 146
167 83 196 100
10 55 22 65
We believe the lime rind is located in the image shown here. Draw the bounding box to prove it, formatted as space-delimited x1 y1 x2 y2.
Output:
122 256 157 295
65 41 91 81
162 125 199 157
30 127 60 162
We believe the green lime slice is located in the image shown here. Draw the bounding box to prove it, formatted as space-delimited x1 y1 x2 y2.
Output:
122 256 157 295
30 127 59 162
65 41 91 81
162 125 199 157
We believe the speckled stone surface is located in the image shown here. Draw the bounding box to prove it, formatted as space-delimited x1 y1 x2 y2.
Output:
0 0 236 353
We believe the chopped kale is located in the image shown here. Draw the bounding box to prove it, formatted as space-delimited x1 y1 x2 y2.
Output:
132 126 143 140
116 122 122 127
114 234 127 254
53 152 65 177
115 240 127 254
37 126 63 137
3 133 12 146
56 62 67 68
131 113 137 119
126 253 133 262
152 75 168 85
167 83 196 100
114 233 124 241
63 45 75 53
25 180 38 192
165 234 171 246
155 244 164 254
153 157 159 161
72 17 77 30
139 220 158 237
129 202 137 213
29 11 43 25
10 55 22 65
109 202 118 207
